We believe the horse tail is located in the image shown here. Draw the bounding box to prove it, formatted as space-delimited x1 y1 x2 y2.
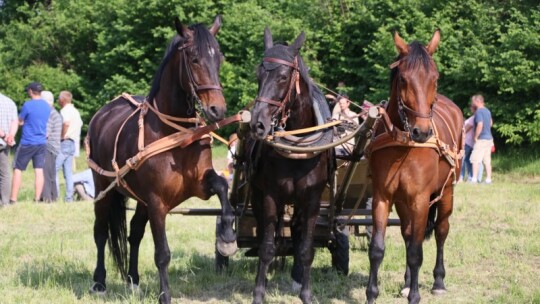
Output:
108 193 129 279
424 202 437 240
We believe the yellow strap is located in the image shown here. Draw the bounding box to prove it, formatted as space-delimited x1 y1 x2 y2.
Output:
268 119 343 139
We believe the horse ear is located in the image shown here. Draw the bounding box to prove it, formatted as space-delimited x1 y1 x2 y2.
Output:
426 29 441 55
291 31 306 55
209 15 222 36
393 31 409 55
174 17 189 39
264 26 273 50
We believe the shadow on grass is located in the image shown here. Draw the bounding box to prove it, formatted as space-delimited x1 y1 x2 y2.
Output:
17 259 93 299
165 250 369 303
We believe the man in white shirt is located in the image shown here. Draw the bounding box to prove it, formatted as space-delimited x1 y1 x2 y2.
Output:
56 91 83 202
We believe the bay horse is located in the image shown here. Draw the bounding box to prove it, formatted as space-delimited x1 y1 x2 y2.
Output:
366 30 463 304
86 16 237 304
249 27 333 304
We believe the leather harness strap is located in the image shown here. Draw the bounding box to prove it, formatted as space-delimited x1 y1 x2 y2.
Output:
366 106 464 206
87 93 241 203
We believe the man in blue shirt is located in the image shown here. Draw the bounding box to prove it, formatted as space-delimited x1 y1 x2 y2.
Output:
10 82 51 203
469 94 494 184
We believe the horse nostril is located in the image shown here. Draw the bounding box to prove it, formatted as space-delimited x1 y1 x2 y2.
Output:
412 127 421 137
209 106 218 116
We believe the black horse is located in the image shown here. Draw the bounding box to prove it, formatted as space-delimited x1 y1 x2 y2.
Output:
249 27 333 304
86 16 237 304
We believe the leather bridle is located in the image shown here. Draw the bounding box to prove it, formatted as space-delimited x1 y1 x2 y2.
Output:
256 56 301 127
178 42 222 115
391 58 436 136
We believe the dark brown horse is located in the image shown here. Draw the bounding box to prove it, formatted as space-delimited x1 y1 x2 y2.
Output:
366 30 463 304
87 16 237 304
249 27 333 304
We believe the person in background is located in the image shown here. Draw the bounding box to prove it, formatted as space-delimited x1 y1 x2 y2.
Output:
220 133 238 185
73 169 94 201
0 92 19 206
459 102 483 182
332 95 359 156
56 90 83 202
10 82 51 203
470 94 494 184
40 91 62 203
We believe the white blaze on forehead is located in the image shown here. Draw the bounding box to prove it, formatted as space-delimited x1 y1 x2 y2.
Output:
209 46 216 57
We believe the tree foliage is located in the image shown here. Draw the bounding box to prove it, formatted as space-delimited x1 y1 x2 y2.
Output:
1 0 538 144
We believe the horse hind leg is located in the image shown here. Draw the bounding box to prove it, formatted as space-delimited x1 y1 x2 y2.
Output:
90 189 124 295
127 202 148 292
432 187 453 295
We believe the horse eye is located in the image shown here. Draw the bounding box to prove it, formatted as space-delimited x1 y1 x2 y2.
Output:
280 74 288 81
192 58 199 64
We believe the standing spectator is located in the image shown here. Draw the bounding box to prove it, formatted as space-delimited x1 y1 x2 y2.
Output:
470 94 494 184
40 91 62 203
332 95 359 156
10 82 51 203
56 91 82 202
0 93 19 206
459 102 484 182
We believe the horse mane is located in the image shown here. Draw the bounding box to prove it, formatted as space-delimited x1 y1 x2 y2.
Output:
148 23 219 101
390 41 436 85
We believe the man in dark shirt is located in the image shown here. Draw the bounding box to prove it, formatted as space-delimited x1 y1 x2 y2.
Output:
469 94 494 184
10 82 51 203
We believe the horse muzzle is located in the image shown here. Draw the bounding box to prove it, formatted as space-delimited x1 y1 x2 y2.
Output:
410 126 433 143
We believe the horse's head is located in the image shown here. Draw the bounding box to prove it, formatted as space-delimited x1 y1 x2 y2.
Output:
174 16 226 122
391 30 440 143
250 27 306 139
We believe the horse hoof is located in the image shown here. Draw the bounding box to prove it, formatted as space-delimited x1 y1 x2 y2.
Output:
400 287 410 298
128 283 140 293
431 288 447 296
217 240 238 257
292 280 302 292
89 282 106 296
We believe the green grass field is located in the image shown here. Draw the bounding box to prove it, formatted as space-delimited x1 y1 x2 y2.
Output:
0 146 539 303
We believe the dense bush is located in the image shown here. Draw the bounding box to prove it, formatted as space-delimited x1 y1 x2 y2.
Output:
1 0 538 143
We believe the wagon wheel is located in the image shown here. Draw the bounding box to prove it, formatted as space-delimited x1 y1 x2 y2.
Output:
330 225 350 275
215 216 229 273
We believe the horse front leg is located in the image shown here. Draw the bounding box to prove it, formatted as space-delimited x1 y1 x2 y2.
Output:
127 202 148 291
148 204 172 304
406 198 430 304
253 194 278 304
366 193 390 304
204 169 237 256
297 193 321 304
432 187 453 295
